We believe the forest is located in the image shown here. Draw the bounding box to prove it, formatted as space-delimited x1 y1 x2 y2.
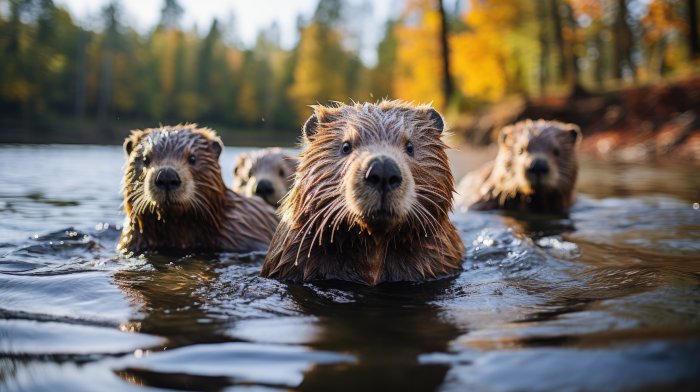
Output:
0 0 698 145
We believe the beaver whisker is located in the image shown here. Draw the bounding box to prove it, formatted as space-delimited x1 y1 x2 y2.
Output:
330 208 352 244
415 193 449 217
407 203 431 238
412 202 442 240
416 187 452 206
315 200 345 246
292 201 338 264
308 204 345 257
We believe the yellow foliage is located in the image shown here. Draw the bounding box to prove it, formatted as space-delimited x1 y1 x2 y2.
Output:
393 4 444 108
150 29 180 95
289 23 349 119
451 32 508 102
451 0 526 102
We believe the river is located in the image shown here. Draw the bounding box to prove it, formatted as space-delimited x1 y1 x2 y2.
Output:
1 144 699 391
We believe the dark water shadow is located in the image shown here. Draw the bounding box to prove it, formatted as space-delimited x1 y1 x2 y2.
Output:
282 279 465 392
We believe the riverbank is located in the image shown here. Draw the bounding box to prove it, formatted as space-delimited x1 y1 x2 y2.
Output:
452 77 700 164
0 118 299 148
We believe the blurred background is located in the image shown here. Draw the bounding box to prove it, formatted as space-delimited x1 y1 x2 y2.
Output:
0 0 699 162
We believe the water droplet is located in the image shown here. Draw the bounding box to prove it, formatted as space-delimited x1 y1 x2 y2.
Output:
693 202 699 210
134 349 143 358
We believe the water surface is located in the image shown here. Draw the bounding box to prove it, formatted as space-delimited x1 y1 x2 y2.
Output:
1 145 699 391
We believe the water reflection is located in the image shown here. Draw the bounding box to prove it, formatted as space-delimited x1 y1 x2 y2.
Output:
283 281 463 391
113 254 229 346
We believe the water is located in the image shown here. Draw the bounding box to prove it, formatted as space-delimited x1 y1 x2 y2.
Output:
1 145 699 391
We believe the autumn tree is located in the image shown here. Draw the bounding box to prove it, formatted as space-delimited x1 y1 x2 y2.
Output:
288 0 360 120
393 0 445 108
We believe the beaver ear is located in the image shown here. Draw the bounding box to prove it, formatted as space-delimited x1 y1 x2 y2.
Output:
563 123 582 146
123 131 142 156
303 106 341 143
210 138 223 158
426 108 445 132
233 154 247 176
302 114 319 143
498 125 513 146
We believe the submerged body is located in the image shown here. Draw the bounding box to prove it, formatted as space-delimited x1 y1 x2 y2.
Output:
456 119 581 215
118 124 278 254
261 101 464 285
232 148 297 208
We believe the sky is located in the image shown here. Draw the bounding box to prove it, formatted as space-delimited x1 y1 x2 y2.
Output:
54 0 396 65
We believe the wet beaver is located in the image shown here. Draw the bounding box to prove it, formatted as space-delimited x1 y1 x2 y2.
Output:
456 119 581 215
261 101 464 285
117 124 278 254
232 148 298 207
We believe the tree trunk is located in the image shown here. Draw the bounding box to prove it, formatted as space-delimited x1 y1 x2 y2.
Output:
550 0 567 84
689 0 700 59
537 0 549 94
562 2 580 86
613 0 634 80
97 43 113 125
74 32 88 120
437 0 453 105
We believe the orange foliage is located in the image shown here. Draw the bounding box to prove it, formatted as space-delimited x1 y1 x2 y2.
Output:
642 0 686 44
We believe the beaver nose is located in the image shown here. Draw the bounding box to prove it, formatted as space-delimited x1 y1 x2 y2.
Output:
155 168 181 191
365 157 402 193
527 158 549 177
255 179 274 198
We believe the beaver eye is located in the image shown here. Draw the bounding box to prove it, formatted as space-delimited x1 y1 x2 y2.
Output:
340 141 352 155
188 154 196 165
553 148 560 157
279 168 285 177
405 141 415 156
142 156 151 166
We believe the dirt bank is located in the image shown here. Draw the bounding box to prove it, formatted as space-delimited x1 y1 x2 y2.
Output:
454 77 700 164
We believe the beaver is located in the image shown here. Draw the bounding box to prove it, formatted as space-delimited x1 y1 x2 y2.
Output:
456 119 581 215
261 101 464 285
232 148 298 207
117 124 278 254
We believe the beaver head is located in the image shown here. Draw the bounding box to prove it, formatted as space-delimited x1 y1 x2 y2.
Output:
121 124 225 222
291 101 453 234
485 120 581 213
233 148 297 207
495 119 581 201
262 101 464 284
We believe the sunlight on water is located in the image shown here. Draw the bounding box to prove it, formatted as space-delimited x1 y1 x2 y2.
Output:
0 145 699 391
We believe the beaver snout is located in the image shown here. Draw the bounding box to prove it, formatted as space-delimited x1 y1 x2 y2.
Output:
255 179 274 198
526 158 549 178
364 157 402 194
155 168 181 191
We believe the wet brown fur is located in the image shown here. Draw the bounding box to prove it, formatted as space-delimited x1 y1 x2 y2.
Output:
456 119 581 215
261 101 464 285
118 124 278 254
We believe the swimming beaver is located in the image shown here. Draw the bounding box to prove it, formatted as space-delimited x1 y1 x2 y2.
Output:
232 148 297 207
261 101 464 285
456 119 581 215
117 124 278 254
